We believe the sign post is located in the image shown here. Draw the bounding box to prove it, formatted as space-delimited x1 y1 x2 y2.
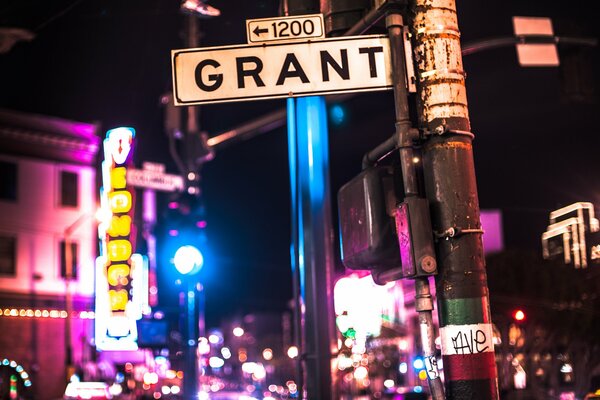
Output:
170 18 394 400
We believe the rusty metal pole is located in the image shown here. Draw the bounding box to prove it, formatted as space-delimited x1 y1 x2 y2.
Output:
409 0 500 398
385 12 445 399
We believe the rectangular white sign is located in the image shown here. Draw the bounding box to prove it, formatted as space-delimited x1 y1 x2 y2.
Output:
127 168 184 192
172 35 392 105
246 14 325 44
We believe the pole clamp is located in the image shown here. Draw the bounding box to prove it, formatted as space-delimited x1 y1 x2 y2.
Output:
415 294 434 312
434 226 484 240
422 126 475 140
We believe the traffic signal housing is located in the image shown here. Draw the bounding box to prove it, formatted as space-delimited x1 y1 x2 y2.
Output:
338 166 400 271
337 165 437 283
158 192 208 280
508 308 527 348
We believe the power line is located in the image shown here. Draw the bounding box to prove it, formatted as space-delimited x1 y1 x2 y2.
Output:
35 0 87 32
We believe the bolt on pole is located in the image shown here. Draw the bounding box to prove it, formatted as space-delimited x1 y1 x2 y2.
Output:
409 0 500 398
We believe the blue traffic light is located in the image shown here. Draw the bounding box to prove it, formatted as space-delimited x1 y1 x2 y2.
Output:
160 192 208 276
173 245 204 275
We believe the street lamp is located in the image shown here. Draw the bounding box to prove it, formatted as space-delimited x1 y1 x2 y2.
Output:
180 0 220 18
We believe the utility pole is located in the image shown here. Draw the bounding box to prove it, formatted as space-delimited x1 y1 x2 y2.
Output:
409 0 500 398
165 3 219 397
173 3 220 396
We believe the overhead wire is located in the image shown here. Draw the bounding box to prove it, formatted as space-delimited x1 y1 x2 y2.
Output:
34 0 87 32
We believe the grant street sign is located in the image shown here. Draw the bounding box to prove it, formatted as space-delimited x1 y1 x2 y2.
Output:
172 34 392 106
246 14 325 44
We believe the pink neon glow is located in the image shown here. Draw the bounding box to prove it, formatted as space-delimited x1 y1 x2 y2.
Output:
168 201 179 209
196 220 207 229
480 209 504 254
169 229 179 237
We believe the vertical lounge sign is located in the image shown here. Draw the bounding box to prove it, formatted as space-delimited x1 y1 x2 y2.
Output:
96 127 147 351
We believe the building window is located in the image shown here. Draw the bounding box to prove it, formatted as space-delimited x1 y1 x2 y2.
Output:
60 240 78 279
0 235 16 276
0 161 17 201
61 170 79 207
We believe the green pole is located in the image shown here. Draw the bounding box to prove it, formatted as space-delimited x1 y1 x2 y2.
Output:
409 0 500 397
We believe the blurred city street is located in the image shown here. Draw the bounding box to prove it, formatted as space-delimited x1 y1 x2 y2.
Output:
1 0 599 399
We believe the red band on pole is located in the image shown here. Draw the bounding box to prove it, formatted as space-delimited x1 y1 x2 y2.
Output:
443 351 497 381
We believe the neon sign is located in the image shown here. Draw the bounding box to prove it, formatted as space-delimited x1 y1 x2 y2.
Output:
95 127 147 351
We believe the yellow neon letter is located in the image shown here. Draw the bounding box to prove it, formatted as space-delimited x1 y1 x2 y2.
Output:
107 263 130 286
107 215 131 237
109 289 128 311
108 191 132 214
107 240 132 262
111 167 127 189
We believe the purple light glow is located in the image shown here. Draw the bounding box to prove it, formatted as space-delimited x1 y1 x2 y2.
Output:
143 189 156 224
0 109 99 139
480 209 504 255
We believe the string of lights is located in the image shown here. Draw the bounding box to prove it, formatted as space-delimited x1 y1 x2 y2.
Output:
1 358 32 388
0 308 95 319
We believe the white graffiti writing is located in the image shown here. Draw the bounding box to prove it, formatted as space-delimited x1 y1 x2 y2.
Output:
425 356 439 380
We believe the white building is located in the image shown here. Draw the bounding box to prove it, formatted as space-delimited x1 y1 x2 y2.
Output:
0 108 100 399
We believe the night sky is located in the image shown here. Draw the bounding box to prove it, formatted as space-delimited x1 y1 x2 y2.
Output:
1 0 598 327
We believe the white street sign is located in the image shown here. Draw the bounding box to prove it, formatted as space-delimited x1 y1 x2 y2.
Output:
512 16 559 67
172 34 392 106
246 14 325 44
127 168 184 192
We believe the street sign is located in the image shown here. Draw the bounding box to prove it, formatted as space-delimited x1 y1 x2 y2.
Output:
512 16 559 67
172 34 392 106
127 168 184 192
246 14 325 44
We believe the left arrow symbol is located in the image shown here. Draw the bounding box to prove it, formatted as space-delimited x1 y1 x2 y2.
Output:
253 26 268 36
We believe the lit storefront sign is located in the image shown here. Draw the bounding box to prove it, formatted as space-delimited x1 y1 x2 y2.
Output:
333 273 400 338
95 127 148 351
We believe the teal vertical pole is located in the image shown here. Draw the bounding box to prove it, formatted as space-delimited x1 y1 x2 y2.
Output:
183 280 198 400
287 96 336 399
287 97 305 396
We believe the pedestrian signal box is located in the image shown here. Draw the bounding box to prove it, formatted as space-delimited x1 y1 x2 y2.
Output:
337 166 437 283
338 166 399 271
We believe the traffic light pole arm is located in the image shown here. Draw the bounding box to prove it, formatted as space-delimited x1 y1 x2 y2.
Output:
204 30 597 152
